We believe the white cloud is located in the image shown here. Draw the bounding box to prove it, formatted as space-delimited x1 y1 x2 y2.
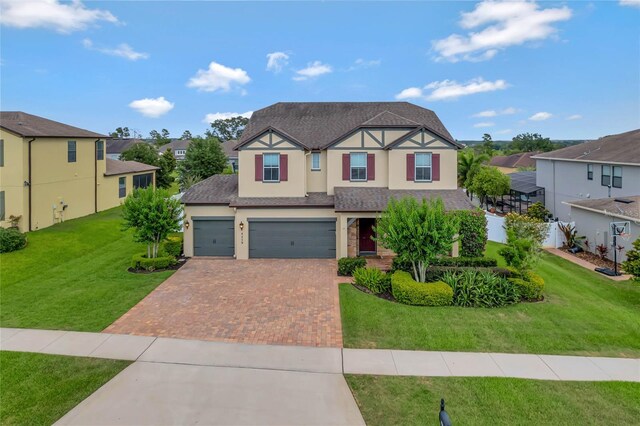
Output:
202 111 253 123
472 107 517 117
293 61 332 81
620 0 640 7
347 58 381 71
529 111 552 121
496 129 512 134
129 97 174 118
396 78 508 101
473 122 495 128
266 52 289 73
187 61 251 93
395 87 424 100
0 0 118 33
432 0 572 62
82 39 148 61
566 114 582 120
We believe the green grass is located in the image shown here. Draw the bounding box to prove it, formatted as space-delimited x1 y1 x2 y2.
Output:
0 351 129 426
0 207 174 331
340 241 640 357
346 375 640 426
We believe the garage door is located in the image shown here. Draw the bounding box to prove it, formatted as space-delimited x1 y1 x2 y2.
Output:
193 217 235 256
249 219 336 259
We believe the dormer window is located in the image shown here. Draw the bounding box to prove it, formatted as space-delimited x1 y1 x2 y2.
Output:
263 153 280 182
350 153 367 181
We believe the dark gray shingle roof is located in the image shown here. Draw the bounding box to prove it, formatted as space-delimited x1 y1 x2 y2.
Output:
222 139 239 158
334 187 474 212
237 102 455 150
107 138 148 154
104 159 159 176
566 195 640 221
181 174 238 204
159 139 192 152
0 111 106 138
230 192 334 208
533 129 640 164
490 151 540 169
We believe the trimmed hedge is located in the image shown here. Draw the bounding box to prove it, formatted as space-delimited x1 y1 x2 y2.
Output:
509 272 544 301
162 235 183 258
338 257 367 276
353 267 390 294
131 253 177 271
391 256 497 272
0 227 27 253
391 271 453 306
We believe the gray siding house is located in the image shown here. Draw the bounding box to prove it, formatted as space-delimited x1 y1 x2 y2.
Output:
533 129 640 221
159 139 192 161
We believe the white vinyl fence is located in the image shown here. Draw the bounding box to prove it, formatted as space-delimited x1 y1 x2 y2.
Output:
485 212 570 248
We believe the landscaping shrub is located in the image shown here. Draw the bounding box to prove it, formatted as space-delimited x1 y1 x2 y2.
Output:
338 257 367 276
392 256 497 272
509 272 544 301
454 209 488 257
353 267 390 294
0 227 27 253
441 270 519 308
622 238 640 279
162 235 183 258
131 253 177 271
391 271 453 306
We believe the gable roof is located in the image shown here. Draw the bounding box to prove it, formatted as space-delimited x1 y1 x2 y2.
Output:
490 151 541 169
532 129 640 165
104 159 159 176
159 139 191 152
222 139 239 158
107 138 148 154
237 102 455 150
566 195 640 221
0 111 106 138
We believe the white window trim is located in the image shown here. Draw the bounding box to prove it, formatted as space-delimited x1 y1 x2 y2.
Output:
311 152 321 171
414 152 433 182
263 153 280 183
175 149 186 156
350 152 367 182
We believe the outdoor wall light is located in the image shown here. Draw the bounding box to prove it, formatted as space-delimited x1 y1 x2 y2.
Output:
239 221 245 231
184 220 190 230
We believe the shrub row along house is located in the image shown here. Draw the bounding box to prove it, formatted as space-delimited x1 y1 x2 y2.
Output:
181 102 473 259
0 112 158 231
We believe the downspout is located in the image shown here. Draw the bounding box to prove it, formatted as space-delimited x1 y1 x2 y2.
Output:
94 139 100 213
27 138 35 231
304 151 310 197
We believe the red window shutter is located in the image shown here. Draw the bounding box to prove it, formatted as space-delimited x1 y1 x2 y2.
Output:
367 153 375 181
255 154 263 181
280 154 288 181
342 154 350 181
406 154 415 181
432 153 440 181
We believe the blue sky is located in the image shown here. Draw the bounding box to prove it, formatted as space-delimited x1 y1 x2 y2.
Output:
1 0 638 140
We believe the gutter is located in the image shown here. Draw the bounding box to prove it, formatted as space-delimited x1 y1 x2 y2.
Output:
532 156 639 167
27 138 35 231
94 139 100 213
562 201 640 224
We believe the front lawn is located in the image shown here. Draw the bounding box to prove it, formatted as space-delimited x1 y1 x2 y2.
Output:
346 375 640 426
0 351 129 425
0 208 174 331
340 241 640 357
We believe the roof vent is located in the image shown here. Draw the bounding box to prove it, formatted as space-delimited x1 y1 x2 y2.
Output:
614 198 634 204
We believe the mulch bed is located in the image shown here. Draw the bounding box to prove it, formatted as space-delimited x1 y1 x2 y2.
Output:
128 256 188 274
352 283 396 302
560 247 620 269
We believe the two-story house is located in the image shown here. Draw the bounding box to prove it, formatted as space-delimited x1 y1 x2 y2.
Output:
158 139 192 161
533 129 640 221
0 112 158 231
181 102 473 259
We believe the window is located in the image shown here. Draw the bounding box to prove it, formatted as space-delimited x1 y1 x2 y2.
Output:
350 153 367 181
133 173 153 189
0 191 4 221
118 177 126 198
415 153 432 182
587 164 593 180
0 139 4 167
311 152 321 170
601 165 611 186
96 141 104 160
68 141 76 163
612 166 622 188
263 153 280 182
175 150 186 156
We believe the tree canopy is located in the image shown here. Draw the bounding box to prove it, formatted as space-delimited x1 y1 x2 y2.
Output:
206 116 249 141
507 133 555 153
109 127 130 138
469 166 510 208
178 136 227 188
120 143 175 189
180 130 193 140
457 150 488 190
149 129 171 146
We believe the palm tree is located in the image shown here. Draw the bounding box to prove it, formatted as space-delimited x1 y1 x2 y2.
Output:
457 150 489 191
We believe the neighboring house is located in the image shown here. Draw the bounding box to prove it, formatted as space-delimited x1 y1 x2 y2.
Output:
181 102 473 259
159 139 192 161
106 138 148 160
221 139 239 172
564 196 639 263
0 112 158 231
533 129 640 221
490 151 541 174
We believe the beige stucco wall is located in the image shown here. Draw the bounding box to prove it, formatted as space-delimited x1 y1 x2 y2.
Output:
0 130 28 230
326 149 390 195
388 148 457 190
98 171 157 212
183 205 236 257
306 151 327 193
238 149 306 197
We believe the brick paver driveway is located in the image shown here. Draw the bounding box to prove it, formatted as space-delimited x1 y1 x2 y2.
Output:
105 259 342 347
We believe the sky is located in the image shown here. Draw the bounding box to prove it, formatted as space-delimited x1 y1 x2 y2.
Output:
1 0 639 141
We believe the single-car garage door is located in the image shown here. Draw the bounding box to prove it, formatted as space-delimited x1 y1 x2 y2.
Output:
193 217 235 256
249 219 336 259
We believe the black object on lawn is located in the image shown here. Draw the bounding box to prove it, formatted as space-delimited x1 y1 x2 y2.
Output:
440 398 452 426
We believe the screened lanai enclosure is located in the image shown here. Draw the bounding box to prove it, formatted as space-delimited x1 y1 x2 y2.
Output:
497 171 545 215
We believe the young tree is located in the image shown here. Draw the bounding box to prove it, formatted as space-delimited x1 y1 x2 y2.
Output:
206 116 249 141
178 136 227 186
375 197 459 283
469 166 510 208
622 238 640 279
499 213 548 270
181 130 193 140
122 188 182 258
457 150 489 190
120 143 173 189
157 149 177 189
109 127 131 138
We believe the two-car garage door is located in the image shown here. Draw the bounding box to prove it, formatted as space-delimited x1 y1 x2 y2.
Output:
249 219 336 259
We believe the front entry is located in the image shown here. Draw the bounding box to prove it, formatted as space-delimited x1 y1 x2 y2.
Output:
359 218 376 254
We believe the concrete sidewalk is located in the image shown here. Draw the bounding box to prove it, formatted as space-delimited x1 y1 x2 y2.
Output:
1 328 639 382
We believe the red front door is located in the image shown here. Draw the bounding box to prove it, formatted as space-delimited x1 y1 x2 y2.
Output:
359 218 376 253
